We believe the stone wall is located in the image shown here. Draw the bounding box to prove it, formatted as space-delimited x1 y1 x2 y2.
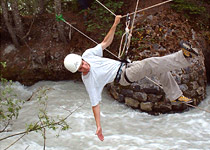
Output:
107 61 206 115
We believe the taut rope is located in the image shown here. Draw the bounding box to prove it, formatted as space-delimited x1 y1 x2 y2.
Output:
56 15 120 60
95 0 116 17
121 0 173 18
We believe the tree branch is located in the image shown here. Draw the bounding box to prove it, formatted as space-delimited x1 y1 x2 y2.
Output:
0 99 85 141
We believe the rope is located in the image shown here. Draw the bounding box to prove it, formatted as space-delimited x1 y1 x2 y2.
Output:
183 102 210 113
145 76 163 89
95 0 116 17
118 14 130 58
125 0 140 55
61 19 120 60
118 0 140 59
122 0 173 18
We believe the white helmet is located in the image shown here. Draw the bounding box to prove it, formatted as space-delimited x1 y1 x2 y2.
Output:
64 54 82 73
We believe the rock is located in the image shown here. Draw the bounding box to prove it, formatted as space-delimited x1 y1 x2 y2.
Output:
121 89 133 97
171 102 188 111
189 81 199 90
196 87 205 95
140 102 153 112
133 92 147 102
153 103 172 113
125 97 140 109
118 94 125 103
183 90 197 98
130 83 141 91
174 75 182 84
140 84 161 94
147 15 153 21
110 87 119 100
179 84 188 92
3 44 16 55
181 74 190 84
147 94 162 102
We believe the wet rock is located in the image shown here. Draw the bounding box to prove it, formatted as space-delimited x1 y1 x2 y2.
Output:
125 97 140 109
171 102 188 111
140 102 153 112
153 103 172 113
110 87 119 100
118 94 125 103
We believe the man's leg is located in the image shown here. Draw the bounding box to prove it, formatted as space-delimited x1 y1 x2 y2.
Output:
124 50 190 82
157 72 182 101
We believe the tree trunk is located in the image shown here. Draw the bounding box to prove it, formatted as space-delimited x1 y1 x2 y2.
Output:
1 0 20 47
54 0 67 43
10 0 24 37
38 0 45 15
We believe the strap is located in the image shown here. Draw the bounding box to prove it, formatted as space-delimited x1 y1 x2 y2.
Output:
124 70 134 84
114 62 125 83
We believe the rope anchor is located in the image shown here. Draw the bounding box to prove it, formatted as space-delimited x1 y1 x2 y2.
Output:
56 14 65 22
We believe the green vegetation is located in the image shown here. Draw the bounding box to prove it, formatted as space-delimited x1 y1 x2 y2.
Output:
171 0 209 29
171 0 206 15
0 62 24 123
0 62 73 149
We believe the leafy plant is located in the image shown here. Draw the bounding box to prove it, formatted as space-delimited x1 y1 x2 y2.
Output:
171 0 206 16
171 0 209 30
0 62 24 126
0 62 80 149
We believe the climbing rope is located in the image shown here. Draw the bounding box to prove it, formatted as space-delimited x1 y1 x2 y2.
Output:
183 102 210 113
122 0 173 18
95 0 116 17
118 14 130 58
118 0 140 60
124 0 140 58
95 0 173 18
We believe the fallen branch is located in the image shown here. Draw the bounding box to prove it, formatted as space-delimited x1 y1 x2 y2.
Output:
0 99 85 142
22 18 35 40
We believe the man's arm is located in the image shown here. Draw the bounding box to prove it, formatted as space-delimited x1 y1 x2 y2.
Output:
92 104 104 141
101 15 122 50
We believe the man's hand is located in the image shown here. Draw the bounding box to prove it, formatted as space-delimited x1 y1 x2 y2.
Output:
92 104 104 141
96 126 104 141
114 15 122 26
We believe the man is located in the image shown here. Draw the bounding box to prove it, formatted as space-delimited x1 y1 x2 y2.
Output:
64 15 198 141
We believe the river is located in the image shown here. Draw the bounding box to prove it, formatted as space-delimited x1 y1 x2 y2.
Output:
0 81 210 150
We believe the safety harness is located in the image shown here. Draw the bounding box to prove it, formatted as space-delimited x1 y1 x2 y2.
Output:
114 14 133 84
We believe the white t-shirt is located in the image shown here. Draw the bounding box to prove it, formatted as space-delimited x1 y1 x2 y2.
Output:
82 44 121 106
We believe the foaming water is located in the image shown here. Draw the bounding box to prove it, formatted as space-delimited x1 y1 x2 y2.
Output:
0 81 210 150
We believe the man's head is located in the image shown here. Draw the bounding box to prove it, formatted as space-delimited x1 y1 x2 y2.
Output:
64 54 82 73
64 54 90 74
